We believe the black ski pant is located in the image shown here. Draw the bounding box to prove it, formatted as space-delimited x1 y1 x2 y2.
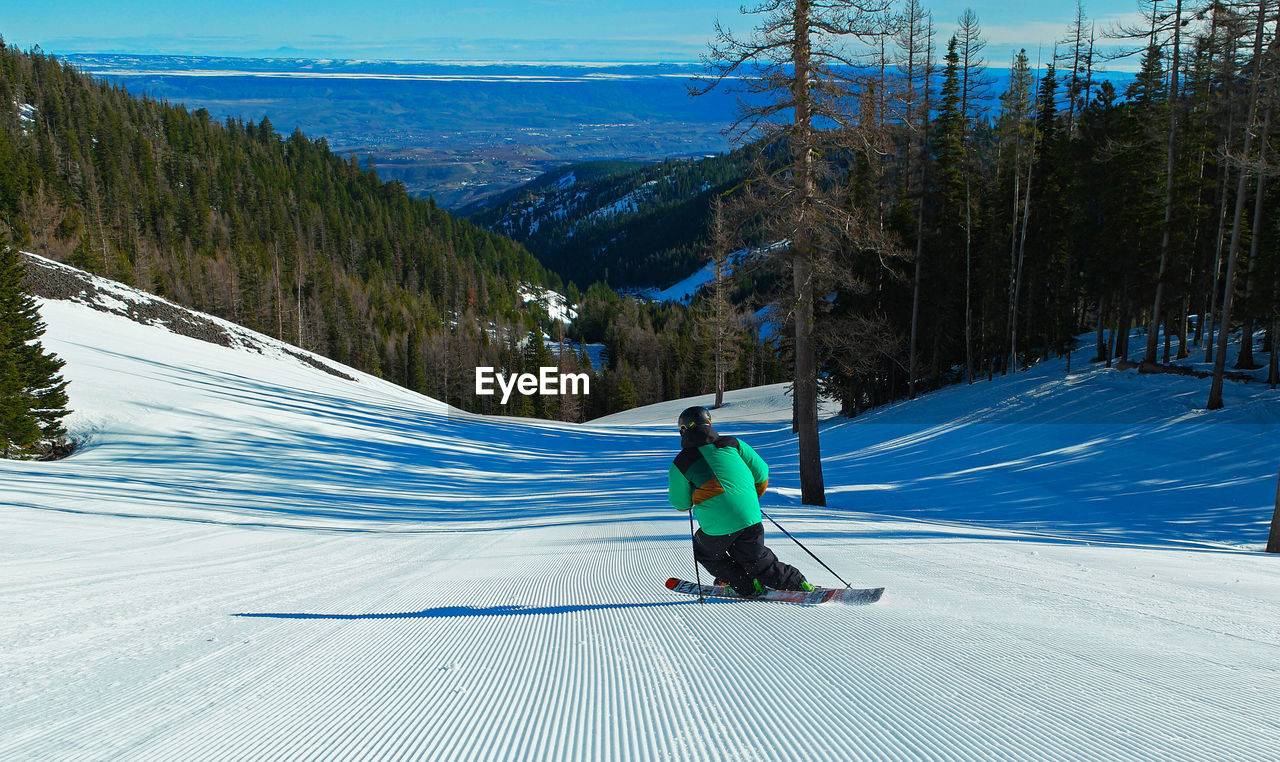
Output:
693 521 804 595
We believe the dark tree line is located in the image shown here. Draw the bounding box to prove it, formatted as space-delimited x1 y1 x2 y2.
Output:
471 150 759 289
823 0 1280 410
693 0 1277 505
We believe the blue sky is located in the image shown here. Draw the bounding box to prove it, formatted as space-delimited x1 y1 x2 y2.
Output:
7 1 1142 64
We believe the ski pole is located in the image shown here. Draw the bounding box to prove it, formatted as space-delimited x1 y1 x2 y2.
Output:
687 507 705 604
760 509 853 589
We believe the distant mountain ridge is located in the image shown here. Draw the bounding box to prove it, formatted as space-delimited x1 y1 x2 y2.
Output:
465 150 755 290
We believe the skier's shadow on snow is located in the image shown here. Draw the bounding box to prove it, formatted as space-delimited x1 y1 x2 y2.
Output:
234 601 694 620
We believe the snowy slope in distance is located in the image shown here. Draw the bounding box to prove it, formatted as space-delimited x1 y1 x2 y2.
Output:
3 263 1279 760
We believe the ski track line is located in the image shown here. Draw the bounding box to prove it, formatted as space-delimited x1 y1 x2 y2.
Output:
7 514 1279 760
0 531 357 722
876 534 1280 672
167 541 471 761
2 535 454 759
687 522 1275 760
789 512 1279 649
846 538 1280 759
241 535 515 762
3 533 344 647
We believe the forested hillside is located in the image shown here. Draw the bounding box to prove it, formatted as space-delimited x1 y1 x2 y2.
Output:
466 151 754 289
0 42 785 419
802 0 1279 414
478 2 1279 422
0 42 563 384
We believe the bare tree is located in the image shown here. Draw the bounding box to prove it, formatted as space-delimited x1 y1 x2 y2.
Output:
896 0 934 399
1208 0 1272 410
1058 1 1094 134
1270 459 1280 553
272 240 283 340
704 196 746 409
998 50 1037 374
1203 3 1243 363
1145 0 1188 367
1236 99 1272 369
956 9 992 384
1010 52 1044 373
1105 1 1203 367
694 0 891 506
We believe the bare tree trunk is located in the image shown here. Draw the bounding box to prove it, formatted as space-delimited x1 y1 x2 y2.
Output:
1006 124 1022 377
272 242 283 341
1178 270 1191 359
1011 129 1036 373
296 260 304 349
1106 301 1118 367
1205 159 1231 362
709 197 732 410
908 213 924 399
908 18 932 400
1236 106 1270 370
957 11 985 384
965 174 974 383
1094 295 1107 361
1268 307 1279 388
1145 0 1183 366
1208 0 1269 410
1269 460 1280 553
794 255 825 505
793 0 825 506
714 250 726 410
1116 285 1132 362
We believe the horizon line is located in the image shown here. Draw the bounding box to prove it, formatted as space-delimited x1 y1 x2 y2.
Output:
52 51 1140 75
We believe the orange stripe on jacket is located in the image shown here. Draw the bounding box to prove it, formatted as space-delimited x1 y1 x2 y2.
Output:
692 478 725 504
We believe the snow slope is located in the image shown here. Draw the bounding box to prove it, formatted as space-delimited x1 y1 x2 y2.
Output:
3 277 1280 760
634 259 716 304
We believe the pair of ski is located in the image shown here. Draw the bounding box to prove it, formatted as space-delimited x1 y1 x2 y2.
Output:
664 577 883 606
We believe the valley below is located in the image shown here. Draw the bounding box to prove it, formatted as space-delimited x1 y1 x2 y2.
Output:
67 55 737 208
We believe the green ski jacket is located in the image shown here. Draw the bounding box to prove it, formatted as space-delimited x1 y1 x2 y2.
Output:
667 426 768 536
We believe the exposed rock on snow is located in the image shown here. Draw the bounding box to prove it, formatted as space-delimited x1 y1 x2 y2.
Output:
20 252 355 380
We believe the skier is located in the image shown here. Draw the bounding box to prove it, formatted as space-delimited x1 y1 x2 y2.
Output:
667 405 812 598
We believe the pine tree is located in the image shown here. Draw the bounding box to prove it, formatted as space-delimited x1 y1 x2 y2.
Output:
524 328 555 419
0 247 71 458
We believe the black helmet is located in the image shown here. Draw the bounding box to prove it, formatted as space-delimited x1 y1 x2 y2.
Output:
678 406 712 431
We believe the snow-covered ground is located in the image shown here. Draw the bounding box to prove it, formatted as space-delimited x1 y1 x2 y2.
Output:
634 259 717 304
15 100 38 135
585 179 658 223
518 283 578 325
4 278 1280 759
635 242 786 304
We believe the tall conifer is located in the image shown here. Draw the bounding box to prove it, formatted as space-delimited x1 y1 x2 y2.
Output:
0 247 70 458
